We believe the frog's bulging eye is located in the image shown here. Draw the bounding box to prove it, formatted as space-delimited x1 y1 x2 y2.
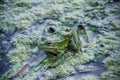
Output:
48 27 56 33
78 25 84 29
65 28 71 32
46 41 52 45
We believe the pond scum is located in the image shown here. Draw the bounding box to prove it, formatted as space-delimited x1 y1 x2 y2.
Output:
0 0 120 80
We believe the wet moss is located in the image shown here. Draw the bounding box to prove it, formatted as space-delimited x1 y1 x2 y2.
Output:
39 48 94 80
0 0 109 31
101 51 120 80
1 0 118 80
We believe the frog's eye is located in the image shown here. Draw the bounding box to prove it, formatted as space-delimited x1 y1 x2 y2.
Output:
47 27 56 33
46 41 52 45
65 28 71 32
78 25 84 29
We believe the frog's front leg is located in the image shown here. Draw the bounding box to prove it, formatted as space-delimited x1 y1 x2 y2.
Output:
49 51 65 67
78 25 89 43
70 27 82 54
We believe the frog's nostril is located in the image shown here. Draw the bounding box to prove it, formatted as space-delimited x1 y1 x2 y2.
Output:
48 27 56 33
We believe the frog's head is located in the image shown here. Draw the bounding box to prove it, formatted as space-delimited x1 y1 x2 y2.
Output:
38 26 72 54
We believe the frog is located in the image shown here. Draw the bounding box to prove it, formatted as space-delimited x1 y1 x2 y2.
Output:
38 27 71 54
38 24 88 59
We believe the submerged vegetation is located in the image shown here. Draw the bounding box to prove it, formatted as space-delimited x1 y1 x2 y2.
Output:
101 51 120 80
0 0 120 80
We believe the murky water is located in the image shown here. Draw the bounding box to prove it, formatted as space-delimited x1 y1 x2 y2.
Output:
0 30 16 77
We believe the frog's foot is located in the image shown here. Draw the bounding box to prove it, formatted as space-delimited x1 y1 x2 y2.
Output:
78 50 82 54
74 48 82 55
79 48 82 54
47 54 65 67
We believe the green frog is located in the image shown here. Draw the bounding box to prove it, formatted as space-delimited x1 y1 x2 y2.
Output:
38 27 71 54
38 24 88 57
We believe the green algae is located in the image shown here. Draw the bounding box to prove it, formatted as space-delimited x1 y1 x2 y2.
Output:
0 0 109 31
101 51 120 80
31 49 94 80
1 0 120 80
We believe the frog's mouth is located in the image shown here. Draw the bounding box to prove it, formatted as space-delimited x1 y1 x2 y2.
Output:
38 46 58 54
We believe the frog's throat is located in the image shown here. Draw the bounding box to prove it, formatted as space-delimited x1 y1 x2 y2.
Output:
39 47 58 54
39 37 70 54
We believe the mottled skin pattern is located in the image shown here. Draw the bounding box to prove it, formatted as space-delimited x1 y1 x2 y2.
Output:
38 25 85 55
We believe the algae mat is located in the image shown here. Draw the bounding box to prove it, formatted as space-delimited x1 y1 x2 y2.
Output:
0 0 120 80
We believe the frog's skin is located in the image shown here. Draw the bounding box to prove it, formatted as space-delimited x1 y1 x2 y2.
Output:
38 27 71 54
38 25 86 54
37 25 84 66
